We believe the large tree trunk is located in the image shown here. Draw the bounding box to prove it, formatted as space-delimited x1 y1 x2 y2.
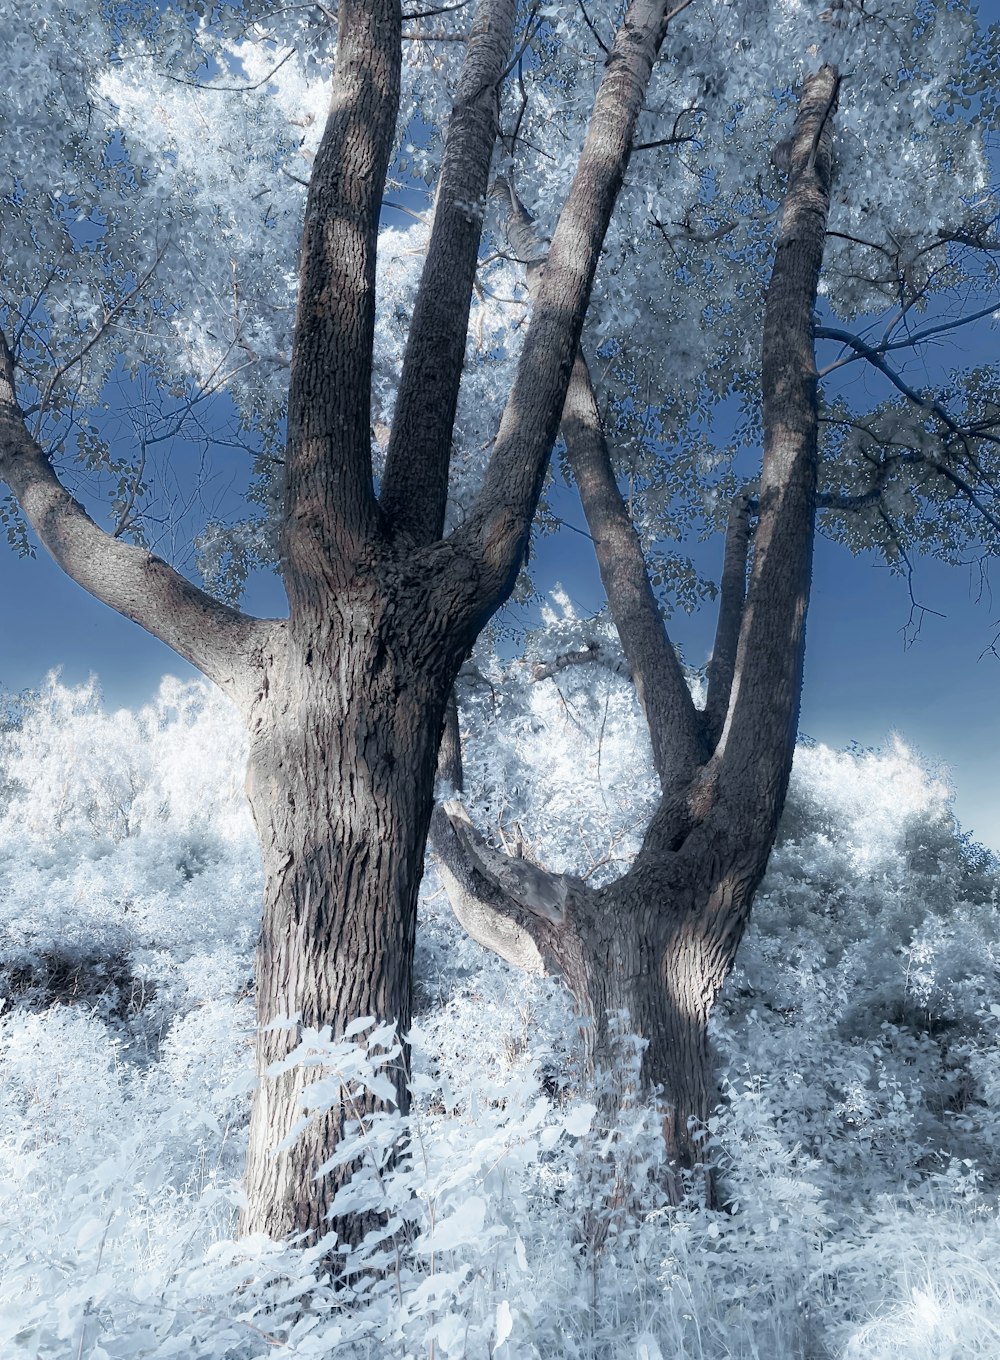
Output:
239 604 458 1245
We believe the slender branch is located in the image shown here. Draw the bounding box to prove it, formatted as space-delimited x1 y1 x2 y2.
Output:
403 0 470 16
876 299 1000 355
924 460 1000 537
380 0 518 546
24 246 169 420
702 491 750 750
577 0 610 55
111 443 148 539
0 331 261 703
816 325 1000 446
165 49 296 93
498 9 542 84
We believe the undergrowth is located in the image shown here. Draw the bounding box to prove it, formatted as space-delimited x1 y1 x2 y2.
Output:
0 674 998 1357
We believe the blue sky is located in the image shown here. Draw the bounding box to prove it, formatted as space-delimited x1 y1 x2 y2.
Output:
4 4 1000 852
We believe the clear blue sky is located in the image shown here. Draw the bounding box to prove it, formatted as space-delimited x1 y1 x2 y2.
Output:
3 4 1000 851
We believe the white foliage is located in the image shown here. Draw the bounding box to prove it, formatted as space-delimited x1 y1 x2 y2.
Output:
0 674 997 1355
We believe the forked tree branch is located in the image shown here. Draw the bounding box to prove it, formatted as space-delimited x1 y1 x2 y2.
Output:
281 0 402 603
816 324 1000 446
380 0 518 545
451 0 689 620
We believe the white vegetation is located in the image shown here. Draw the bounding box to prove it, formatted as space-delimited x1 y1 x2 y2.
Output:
1 669 999 1358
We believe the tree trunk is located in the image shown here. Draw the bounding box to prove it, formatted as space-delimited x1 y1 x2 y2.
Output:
526 848 752 1206
239 606 457 1246
439 69 840 1209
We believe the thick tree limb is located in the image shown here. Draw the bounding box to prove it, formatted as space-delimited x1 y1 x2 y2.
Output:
0 332 261 701
452 0 686 619
562 351 707 784
713 66 838 836
441 799 576 923
491 176 705 787
380 0 518 544
281 0 402 603
702 492 750 749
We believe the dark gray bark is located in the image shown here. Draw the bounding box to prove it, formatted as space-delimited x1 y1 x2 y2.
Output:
0 0 689 1252
562 350 708 787
440 66 839 1204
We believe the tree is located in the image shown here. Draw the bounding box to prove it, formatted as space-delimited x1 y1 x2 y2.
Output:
430 11 1000 1201
0 0 699 1245
1 0 997 1240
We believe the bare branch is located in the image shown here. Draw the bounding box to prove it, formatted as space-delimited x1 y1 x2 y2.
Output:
702 491 750 749
164 48 296 93
453 0 689 615
23 246 169 420
577 0 610 55
562 351 707 784
531 640 631 682
817 325 1000 451
441 799 576 923
716 66 838 839
403 0 470 16
281 0 401 601
380 0 518 546
428 699 550 973
0 332 261 703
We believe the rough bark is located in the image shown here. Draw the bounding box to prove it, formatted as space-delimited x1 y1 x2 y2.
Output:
281 0 402 595
239 605 458 1244
0 0 694 1255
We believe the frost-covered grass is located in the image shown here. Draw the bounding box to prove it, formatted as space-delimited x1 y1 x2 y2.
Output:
1 674 1000 1357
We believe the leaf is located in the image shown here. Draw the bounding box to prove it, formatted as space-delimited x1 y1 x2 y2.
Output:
562 1102 596 1137
495 1298 513 1348
421 1195 486 1252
